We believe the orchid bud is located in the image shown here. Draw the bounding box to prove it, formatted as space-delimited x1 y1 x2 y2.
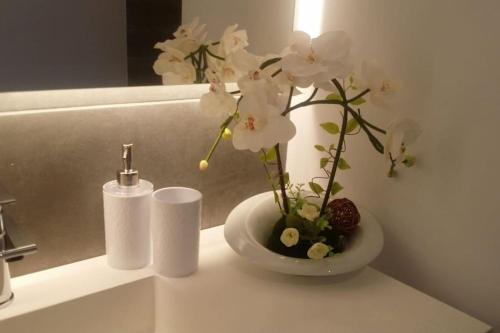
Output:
222 128 232 140
199 160 209 171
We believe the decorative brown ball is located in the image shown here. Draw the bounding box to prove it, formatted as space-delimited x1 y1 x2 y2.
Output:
326 198 360 234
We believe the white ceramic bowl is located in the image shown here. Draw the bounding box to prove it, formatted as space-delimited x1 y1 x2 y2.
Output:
224 192 384 276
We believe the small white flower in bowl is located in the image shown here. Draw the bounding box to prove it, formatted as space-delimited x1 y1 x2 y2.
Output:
280 228 299 247
307 242 330 260
297 203 319 222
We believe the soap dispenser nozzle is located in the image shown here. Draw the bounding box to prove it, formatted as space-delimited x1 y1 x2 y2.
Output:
117 144 139 186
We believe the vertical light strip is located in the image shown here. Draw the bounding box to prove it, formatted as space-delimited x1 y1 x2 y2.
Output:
287 0 325 184
293 0 325 37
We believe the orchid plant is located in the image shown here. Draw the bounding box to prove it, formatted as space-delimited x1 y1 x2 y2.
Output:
155 19 421 260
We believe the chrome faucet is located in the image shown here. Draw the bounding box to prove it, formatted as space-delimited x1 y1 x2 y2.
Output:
0 183 37 308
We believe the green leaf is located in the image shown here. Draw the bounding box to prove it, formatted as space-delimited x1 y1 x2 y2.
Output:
316 217 331 231
402 155 416 167
326 93 342 101
260 147 276 162
346 118 359 134
369 135 385 154
308 182 324 195
348 112 384 154
314 144 326 152
273 191 279 203
329 144 336 151
283 172 290 185
337 158 351 170
350 97 366 105
320 157 329 169
331 182 344 195
320 122 339 135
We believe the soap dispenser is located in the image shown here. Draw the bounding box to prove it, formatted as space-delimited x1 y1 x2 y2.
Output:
103 144 153 269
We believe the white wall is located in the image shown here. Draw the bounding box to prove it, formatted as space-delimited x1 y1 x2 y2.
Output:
0 0 127 92
287 0 500 330
182 0 295 55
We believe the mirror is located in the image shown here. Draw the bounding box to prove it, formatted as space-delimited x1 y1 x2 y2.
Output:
0 0 294 92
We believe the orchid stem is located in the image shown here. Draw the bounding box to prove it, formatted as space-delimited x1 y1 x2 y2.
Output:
305 88 318 103
261 154 285 215
275 144 289 214
203 126 226 162
346 88 370 103
274 86 295 215
320 80 349 215
202 103 239 162
205 48 225 61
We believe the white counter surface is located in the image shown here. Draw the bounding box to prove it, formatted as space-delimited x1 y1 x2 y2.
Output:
0 225 491 333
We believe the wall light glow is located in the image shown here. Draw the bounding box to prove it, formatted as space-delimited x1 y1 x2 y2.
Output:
286 0 326 185
294 0 325 37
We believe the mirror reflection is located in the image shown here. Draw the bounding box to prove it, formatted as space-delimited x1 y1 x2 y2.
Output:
0 0 294 92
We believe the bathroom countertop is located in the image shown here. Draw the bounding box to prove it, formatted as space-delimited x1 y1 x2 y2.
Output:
1 225 491 333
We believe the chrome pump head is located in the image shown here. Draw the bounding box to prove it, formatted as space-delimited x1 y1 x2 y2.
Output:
116 144 139 186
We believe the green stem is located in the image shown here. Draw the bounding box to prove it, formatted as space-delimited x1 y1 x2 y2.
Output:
281 90 386 153
344 105 385 153
282 99 343 116
203 124 227 162
271 68 282 77
358 114 386 134
259 57 281 70
202 99 240 162
285 86 294 110
320 80 349 215
261 153 285 215
305 88 318 103
275 144 289 214
346 88 370 104
206 48 225 61
274 86 295 215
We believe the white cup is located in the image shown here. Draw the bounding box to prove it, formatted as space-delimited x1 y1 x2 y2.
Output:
151 187 202 277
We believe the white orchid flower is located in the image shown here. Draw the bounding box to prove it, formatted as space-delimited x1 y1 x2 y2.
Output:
153 49 195 84
173 17 206 41
232 91 296 152
160 63 196 85
231 49 264 93
281 30 353 90
155 18 207 54
155 37 200 55
153 48 187 75
280 228 299 247
231 50 289 97
220 24 249 55
297 203 320 222
360 60 400 107
206 47 243 83
384 118 422 162
307 242 330 260
200 70 237 117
